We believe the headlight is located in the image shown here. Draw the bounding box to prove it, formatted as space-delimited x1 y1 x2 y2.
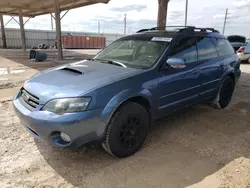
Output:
42 97 91 115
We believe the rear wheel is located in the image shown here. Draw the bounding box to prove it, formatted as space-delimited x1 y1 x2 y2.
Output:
247 57 250 64
102 102 150 158
211 76 235 109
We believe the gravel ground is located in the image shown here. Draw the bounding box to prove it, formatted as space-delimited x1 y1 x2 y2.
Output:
0 55 249 188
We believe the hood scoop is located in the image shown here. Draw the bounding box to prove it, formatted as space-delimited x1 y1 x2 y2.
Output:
60 67 83 75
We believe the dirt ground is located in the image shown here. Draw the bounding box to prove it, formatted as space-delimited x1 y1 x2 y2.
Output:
0 50 249 188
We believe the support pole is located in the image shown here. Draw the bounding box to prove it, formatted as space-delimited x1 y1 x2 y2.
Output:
19 9 26 51
51 13 54 30
98 21 100 33
124 13 127 35
222 8 228 35
0 14 7 48
157 0 169 29
54 0 63 60
184 0 188 26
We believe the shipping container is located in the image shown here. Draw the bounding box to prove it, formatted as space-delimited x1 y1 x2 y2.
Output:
60 35 105 49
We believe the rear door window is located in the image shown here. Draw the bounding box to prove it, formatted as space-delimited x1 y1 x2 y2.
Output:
211 38 235 56
168 37 197 64
197 37 218 61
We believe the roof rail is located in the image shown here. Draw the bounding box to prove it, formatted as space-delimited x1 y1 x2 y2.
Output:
136 26 220 33
136 26 194 33
136 29 151 33
194 27 220 33
151 26 195 30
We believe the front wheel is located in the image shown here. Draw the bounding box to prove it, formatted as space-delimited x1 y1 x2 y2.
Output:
102 102 150 158
211 76 235 109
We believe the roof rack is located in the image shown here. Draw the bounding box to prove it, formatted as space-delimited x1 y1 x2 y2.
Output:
136 26 220 33
194 27 220 33
136 26 194 33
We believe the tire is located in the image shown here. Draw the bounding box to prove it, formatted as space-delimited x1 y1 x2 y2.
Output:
211 76 235 109
102 102 150 158
38 44 43 49
247 57 250 64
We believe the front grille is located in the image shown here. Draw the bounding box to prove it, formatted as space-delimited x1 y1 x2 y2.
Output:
20 88 39 110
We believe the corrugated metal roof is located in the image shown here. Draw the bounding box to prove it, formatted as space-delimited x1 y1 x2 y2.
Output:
0 0 110 17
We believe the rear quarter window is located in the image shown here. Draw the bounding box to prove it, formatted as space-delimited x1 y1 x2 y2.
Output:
211 38 235 56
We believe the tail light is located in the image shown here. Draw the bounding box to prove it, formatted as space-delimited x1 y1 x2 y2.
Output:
237 47 245 53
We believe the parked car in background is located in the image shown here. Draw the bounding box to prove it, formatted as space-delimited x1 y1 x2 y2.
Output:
228 35 246 51
237 42 250 63
13 26 241 158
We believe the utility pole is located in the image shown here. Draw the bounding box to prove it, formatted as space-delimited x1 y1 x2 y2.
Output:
185 0 188 26
222 8 228 35
98 21 100 33
124 13 127 35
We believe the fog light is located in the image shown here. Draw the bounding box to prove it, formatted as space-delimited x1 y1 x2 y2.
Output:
60 132 71 142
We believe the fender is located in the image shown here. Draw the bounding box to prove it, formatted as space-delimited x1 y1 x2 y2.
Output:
100 88 153 122
95 88 153 137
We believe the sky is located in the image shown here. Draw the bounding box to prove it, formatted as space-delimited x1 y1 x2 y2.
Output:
3 0 250 37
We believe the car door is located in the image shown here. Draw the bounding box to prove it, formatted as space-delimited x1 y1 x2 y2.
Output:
196 37 221 98
157 36 201 115
213 38 238 81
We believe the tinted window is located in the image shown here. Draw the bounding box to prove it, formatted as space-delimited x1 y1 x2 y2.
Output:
197 37 218 61
211 38 235 56
168 37 197 64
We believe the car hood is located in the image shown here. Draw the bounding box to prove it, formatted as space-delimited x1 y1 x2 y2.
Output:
24 60 142 104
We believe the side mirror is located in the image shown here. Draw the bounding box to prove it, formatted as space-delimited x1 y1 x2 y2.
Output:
166 57 186 69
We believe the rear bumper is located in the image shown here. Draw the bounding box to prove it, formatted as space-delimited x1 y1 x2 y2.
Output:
13 95 108 148
237 53 250 61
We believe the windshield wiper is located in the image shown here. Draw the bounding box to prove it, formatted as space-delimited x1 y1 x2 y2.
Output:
107 60 127 68
95 58 127 68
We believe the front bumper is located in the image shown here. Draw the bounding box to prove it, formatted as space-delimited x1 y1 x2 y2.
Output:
13 95 108 148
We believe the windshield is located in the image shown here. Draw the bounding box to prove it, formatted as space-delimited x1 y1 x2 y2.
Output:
94 37 169 69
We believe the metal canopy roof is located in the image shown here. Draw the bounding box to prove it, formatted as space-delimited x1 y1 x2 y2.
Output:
0 0 110 17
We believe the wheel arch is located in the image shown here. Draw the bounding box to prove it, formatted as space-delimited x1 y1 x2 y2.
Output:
101 89 153 131
220 69 236 87
226 72 235 83
113 95 152 117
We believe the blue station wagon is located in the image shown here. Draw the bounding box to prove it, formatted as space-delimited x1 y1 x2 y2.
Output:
13 26 241 158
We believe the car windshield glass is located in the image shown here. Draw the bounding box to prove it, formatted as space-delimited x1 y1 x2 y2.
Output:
94 37 169 69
